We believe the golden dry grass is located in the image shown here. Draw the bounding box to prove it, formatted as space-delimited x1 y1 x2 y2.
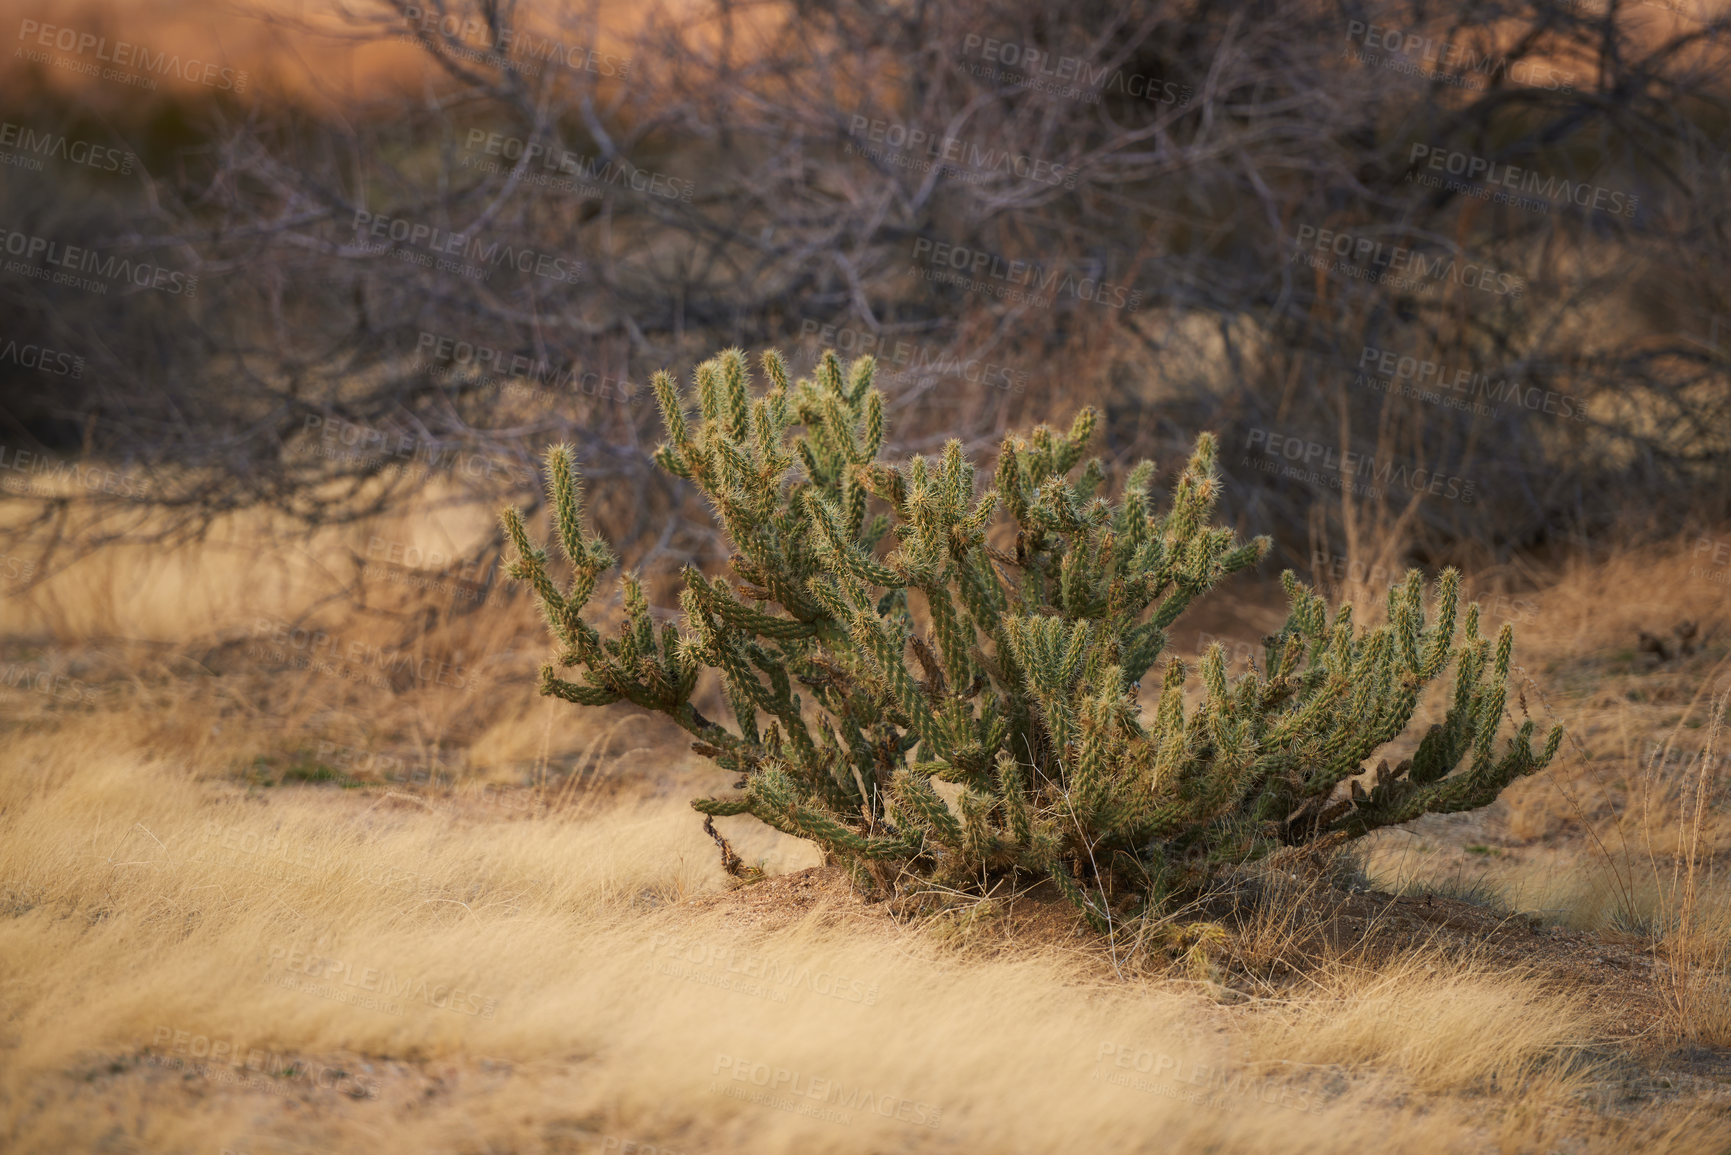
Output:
4 497 1731 1153
0 707 1657 1154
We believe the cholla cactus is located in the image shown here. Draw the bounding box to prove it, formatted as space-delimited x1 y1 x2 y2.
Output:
501 348 1563 929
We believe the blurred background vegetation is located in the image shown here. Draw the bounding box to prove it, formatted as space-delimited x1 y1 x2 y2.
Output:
2 0 1727 594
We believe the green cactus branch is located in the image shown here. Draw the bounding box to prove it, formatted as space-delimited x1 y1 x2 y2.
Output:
501 347 1563 931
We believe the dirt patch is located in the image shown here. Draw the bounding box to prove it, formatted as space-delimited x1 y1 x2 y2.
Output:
679 864 882 928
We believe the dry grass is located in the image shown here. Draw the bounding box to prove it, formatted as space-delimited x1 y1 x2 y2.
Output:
5 501 1731 1153
0 707 1653 1154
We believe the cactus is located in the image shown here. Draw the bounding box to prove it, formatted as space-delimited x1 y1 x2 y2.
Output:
501 348 1563 928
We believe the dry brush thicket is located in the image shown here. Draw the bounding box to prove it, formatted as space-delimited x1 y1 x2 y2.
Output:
2 0 1728 577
